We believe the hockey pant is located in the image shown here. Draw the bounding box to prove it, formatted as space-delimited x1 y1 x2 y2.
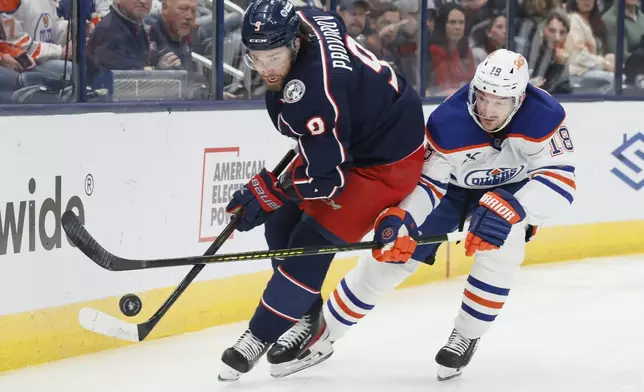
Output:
248 147 424 343
324 181 530 341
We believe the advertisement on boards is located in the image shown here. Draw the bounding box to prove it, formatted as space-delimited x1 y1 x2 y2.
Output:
199 147 266 242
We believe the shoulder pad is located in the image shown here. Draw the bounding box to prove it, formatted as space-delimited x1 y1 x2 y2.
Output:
426 89 491 153
507 85 566 143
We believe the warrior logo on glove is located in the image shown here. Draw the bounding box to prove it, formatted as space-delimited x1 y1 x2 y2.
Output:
478 192 522 224
465 189 526 256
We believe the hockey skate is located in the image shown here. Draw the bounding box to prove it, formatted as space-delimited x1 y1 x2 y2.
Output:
218 329 270 382
266 311 334 378
435 328 480 381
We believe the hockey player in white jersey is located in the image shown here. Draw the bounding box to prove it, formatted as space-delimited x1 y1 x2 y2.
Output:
270 49 576 380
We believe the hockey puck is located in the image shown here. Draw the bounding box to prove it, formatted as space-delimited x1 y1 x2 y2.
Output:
119 293 142 317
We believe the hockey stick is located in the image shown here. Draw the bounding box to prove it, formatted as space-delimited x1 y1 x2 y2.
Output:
73 149 297 343
63 213 466 272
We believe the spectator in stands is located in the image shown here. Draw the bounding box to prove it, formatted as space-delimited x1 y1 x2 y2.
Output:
624 34 644 88
527 9 572 93
0 0 74 79
357 2 419 86
87 0 179 77
422 0 438 89
471 13 506 65
434 0 505 34
602 0 644 63
0 53 21 102
359 3 402 66
428 2 475 95
460 0 506 33
0 17 76 99
564 0 614 89
337 0 370 38
392 10 421 87
514 0 561 58
426 0 437 35
59 0 113 19
147 0 201 70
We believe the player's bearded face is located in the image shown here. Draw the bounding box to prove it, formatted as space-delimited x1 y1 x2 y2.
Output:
247 47 294 91
474 90 515 132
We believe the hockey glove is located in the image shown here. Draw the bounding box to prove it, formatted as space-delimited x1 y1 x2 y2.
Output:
226 168 289 232
372 207 419 263
465 189 526 257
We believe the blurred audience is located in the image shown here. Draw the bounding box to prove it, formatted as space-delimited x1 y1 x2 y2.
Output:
602 0 644 63
359 3 402 67
0 0 73 79
514 0 561 58
428 2 475 95
87 0 181 78
470 12 506 65
460 0 506 33
527 9 572 93
147 0 205 71
565 0 614 89
624 34 644 88
338 0 370 38
1 0 643 103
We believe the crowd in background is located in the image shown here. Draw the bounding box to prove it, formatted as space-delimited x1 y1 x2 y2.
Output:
0 0 643 103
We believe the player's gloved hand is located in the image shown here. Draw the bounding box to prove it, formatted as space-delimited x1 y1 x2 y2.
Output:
465 189 526 256
372 207 419 263
226 168 289 232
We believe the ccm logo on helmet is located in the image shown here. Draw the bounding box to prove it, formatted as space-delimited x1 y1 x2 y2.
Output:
249 38 268 43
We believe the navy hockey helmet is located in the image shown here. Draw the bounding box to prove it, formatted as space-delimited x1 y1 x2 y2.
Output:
241 0 301 51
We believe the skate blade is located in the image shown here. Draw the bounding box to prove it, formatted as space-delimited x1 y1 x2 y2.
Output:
436 365 463 382
270 344 334 378
218 363 242 382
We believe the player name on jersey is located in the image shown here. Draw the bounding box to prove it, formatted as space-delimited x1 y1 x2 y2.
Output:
312 15 352 71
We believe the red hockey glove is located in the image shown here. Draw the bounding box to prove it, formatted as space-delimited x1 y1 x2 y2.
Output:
226 168 289 232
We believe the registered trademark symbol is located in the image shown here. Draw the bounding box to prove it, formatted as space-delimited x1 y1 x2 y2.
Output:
85 174 94 196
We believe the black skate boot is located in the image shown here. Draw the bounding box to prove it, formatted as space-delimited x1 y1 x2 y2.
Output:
218 329 270 382
435 328 480 381
266 311 334 378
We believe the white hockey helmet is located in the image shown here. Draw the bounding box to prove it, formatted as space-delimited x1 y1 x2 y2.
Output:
467 49 530 132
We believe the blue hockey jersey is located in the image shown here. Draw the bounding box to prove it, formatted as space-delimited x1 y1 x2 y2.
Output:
265 8 425 200
400 84 577 226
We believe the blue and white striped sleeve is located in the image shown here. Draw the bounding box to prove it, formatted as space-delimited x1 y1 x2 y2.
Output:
399 147 453 226
514 125 577 225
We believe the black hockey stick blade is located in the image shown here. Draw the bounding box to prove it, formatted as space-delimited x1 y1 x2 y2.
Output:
62 210 123 271
63 210 246 271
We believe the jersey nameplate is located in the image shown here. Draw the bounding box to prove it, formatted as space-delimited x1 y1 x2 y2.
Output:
312 15 353 71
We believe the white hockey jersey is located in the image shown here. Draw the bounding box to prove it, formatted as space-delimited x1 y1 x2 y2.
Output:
400 84 576 227
0 0 68 61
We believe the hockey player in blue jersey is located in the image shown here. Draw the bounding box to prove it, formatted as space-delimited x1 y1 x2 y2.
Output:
217 0 426 382
282 49 577 380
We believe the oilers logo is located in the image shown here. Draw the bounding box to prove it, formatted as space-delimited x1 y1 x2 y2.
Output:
38 13 53 43
464 166 524 187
